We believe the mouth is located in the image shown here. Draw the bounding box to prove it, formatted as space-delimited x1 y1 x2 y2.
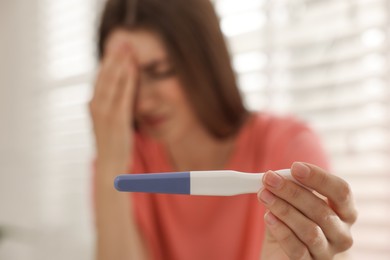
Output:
142 115 167 129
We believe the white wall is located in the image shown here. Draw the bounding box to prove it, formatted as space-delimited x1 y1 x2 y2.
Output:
0 1 95 259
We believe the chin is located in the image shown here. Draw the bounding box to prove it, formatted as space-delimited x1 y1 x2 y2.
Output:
138 118 188 144
151 128 186 145
139 125 169 141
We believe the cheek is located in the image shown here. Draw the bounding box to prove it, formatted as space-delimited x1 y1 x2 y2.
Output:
158 80 200 132
160 80 191 112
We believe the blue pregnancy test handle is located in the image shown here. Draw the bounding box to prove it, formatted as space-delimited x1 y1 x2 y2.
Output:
114 172 191 194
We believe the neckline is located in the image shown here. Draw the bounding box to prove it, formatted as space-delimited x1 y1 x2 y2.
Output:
157 112 256 172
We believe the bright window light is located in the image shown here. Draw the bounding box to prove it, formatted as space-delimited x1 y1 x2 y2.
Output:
233 51 267 73
362 79 386 98
352 128 388 151
361 28 385 48
361 54 386 73
238 73 267 92
362 103 387 121
42 0 94 80
215 0 264 16
220 12 266 37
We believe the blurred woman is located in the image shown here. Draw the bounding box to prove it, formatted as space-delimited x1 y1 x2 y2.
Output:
89 0 357 259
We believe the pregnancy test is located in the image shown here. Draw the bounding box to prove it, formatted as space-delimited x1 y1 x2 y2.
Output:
114 169 303 196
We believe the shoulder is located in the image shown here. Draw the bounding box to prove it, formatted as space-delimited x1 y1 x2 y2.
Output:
249 112 328 169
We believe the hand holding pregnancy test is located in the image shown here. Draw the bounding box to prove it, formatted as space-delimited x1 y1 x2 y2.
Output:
114 169 309 196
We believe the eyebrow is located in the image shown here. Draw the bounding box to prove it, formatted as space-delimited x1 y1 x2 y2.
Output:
140 59 171 72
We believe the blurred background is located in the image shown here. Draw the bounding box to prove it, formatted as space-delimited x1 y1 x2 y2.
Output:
0 0 389 259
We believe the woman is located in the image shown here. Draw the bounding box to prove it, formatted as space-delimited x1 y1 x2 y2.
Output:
90 0 357 259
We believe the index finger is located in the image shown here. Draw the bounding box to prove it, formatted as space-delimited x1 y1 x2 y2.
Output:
291 162 358 224
93 43 129 103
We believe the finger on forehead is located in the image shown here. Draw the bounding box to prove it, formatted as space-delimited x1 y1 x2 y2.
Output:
93 45 130 104
104 29 127 54
292 163 357 223
115 60 138 114
102 42 129 69
95 45 126 86
101 40 138 74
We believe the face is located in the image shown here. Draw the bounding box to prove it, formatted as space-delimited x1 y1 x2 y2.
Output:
105 29 201 143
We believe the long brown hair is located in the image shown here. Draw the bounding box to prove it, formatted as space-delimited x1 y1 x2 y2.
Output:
98 0 249 139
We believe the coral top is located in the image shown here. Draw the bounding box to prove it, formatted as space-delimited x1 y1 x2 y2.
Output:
107 113 328 260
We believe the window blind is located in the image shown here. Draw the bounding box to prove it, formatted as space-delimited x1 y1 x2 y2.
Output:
214 0 390 259
29 0 99 258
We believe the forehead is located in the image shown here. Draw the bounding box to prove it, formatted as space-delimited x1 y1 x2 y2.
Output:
105 28 168 65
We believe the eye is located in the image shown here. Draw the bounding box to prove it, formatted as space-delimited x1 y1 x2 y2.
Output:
149 66 176 79
141 59 177 81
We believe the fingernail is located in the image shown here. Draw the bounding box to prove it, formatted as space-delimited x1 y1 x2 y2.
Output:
259 189 276 205
265 211 278 226
292 162 310 179
264 171 283 189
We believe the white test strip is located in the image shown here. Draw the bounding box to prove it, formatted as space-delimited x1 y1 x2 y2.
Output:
190 169 294 196
115 169 306 196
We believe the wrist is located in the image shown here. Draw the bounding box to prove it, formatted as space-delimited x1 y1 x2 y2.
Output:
95 159 129 176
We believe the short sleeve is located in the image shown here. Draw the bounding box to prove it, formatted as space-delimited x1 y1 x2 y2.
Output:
266 116 330 171
282 127 330 170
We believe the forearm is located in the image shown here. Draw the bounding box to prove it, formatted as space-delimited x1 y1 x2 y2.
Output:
95 162 149 260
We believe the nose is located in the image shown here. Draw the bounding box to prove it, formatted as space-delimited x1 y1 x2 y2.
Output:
135 81 158 114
